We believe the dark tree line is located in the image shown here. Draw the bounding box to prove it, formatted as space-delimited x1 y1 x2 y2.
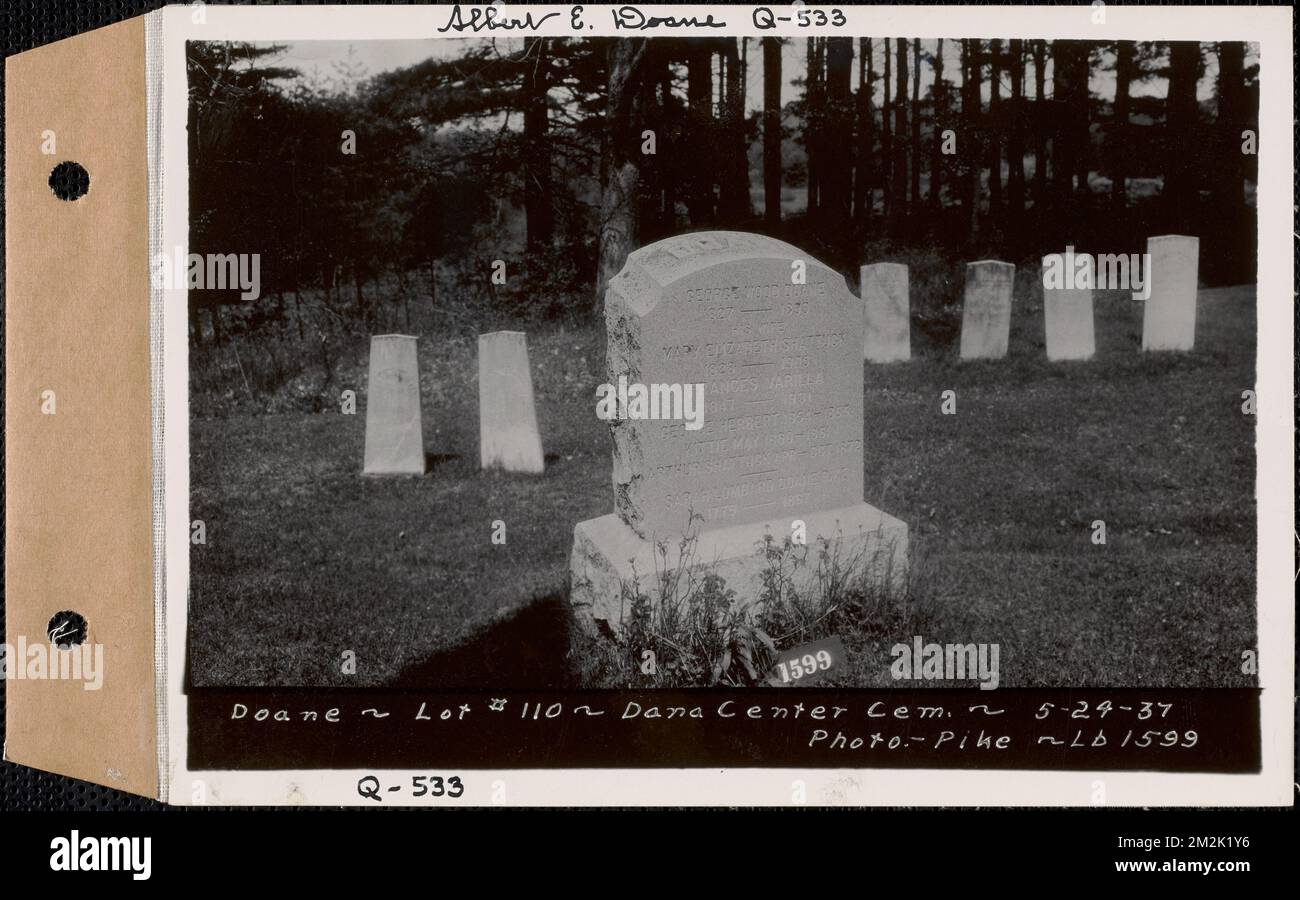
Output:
188 37 1259 343
792 39 1255 254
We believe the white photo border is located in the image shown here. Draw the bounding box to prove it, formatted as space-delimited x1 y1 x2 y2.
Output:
160 3 1294 807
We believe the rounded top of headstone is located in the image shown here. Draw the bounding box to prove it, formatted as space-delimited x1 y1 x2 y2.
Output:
373 334 419 341
968 259 1015 269
1148 234 1199 245
608 231 849 317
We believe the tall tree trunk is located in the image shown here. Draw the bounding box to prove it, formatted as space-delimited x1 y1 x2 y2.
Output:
890 38 908 236
1008 39 1026 227
881 38 892 220
804 38 820 221
763 37 783 228
1051 41 1088 210
595 39 648 311
1033 40 1048 208
719 39 750 222
824 36 855 244
929 38 945 213
636 43 665 240
523 37 553 254
864 39 877 219
1214 41 1245 224
853 37 872 223
657 48 677 231
686 40 714 226
910 38 922 215
1111 40 1133 210
963 39 982 240
739 38 748 113
1073 45 1090 200
988 39 1003 221
1166 41 1200 227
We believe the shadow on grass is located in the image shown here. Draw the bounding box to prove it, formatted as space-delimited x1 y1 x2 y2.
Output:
425 451 463 471
387 593 579 689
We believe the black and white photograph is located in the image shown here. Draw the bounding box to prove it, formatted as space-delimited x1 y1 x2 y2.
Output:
186 31 1259 700
3 2 1292 825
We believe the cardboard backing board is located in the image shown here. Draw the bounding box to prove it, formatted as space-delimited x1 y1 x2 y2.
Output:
4 16 158 798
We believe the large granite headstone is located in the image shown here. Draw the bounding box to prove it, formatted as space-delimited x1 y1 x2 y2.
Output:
363 334 425 475
571 231 908 631
1141 235 1199 351
479 330 545 473
1042 255 1096 361
860 262 911 363
959 260 1015 360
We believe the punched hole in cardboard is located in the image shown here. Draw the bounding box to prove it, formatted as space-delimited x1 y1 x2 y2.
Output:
48 160 89 201
47 610 88 649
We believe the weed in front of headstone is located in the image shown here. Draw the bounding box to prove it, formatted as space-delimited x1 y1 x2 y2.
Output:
619 511 745 686
605 512 923 688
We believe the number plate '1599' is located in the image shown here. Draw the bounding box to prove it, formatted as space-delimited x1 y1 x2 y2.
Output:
767 636 844 687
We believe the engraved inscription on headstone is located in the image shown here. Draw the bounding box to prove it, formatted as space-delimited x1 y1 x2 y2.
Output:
861 262 911 363
572 232 909 631
606 231 864 540
1141 235 1199 351
1043 255 1096 361
959 260 1015 360
363 335 425 475
479 330 545 473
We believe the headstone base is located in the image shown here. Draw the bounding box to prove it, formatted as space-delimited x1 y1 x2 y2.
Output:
570 503 909 633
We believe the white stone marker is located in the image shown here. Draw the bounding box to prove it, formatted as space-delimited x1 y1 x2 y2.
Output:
363 335 425 475
1042 254 1096 361
1141 235 1199 351
959 260 1015 360
861 262 911 362
570 231 908 633
478 330 545 473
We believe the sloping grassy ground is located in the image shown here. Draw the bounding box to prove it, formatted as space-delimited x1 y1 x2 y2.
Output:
189 283 1256 689
849 284 1257 688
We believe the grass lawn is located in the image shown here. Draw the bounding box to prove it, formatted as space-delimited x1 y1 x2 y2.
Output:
189 283 1257 689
